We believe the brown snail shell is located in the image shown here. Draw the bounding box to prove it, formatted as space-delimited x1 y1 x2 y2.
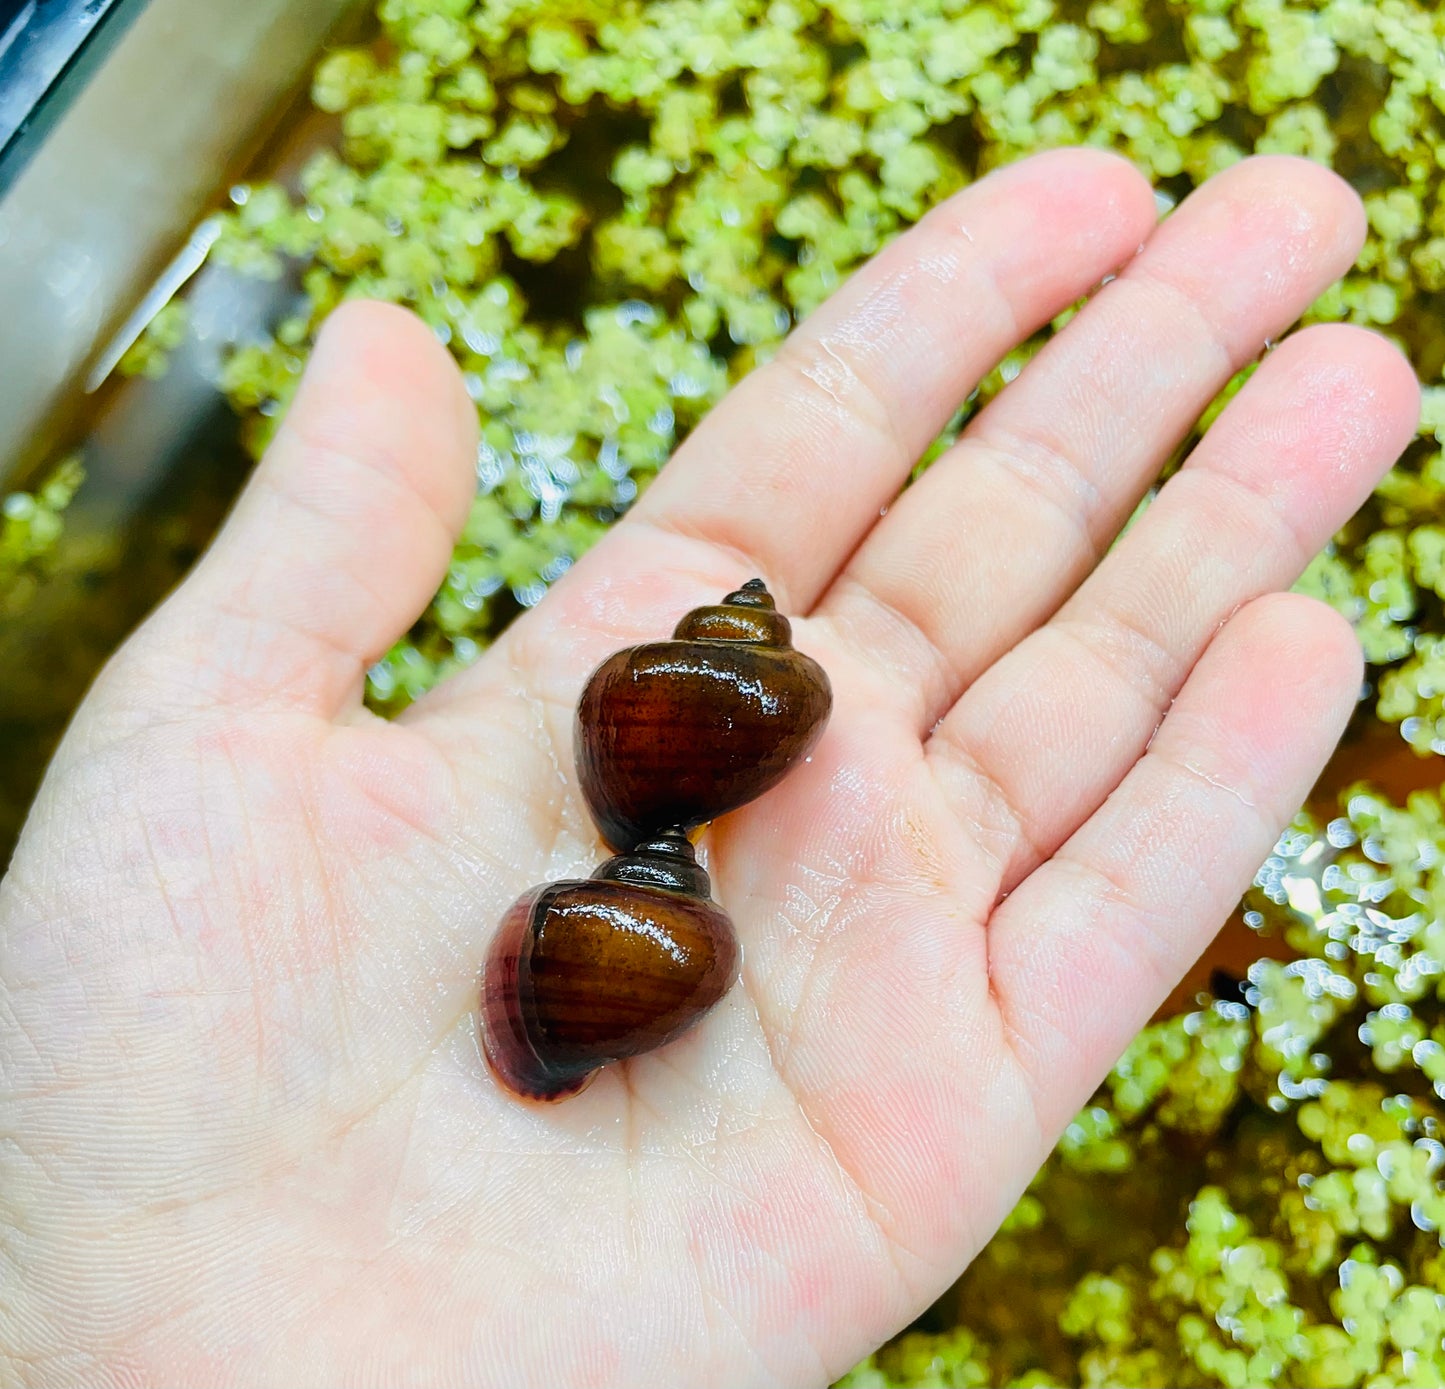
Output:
575 579 832 850
480 832 738 1101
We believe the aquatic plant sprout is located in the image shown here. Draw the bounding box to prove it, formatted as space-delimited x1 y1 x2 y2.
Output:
108 0 1445 1381
0 456 84 619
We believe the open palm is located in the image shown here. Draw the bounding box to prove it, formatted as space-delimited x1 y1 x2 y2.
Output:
1 150 1421 1387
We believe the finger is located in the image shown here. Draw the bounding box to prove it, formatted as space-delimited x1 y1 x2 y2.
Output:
928 323 1419 890
819 155 1367 725
408 149 1153 750
985 592 1361 1131
621 147 1156 611
130 301 478 719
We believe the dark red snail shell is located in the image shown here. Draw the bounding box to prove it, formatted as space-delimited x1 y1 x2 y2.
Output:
575 579 833 850
480 579 830 1102
480 833 738 1100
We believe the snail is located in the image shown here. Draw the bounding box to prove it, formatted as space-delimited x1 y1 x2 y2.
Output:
479 579 831 1101
480 832 739 1100
575 578 833 850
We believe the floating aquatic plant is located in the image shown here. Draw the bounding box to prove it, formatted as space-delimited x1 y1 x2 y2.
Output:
0 455 84 619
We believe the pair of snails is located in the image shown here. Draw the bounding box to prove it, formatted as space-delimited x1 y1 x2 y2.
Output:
480 580 832 1100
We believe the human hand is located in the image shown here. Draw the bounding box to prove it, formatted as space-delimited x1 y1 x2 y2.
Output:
0 149 1420 1387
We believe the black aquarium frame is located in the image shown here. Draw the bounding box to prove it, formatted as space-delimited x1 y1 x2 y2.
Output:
0 0 142 191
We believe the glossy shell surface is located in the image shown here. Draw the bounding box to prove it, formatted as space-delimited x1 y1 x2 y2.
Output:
480 845 739 1100
575 585 831 849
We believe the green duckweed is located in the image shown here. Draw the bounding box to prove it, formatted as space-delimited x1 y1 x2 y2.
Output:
0 456 85 618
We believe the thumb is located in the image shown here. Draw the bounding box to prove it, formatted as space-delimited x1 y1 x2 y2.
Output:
117 301 477 721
